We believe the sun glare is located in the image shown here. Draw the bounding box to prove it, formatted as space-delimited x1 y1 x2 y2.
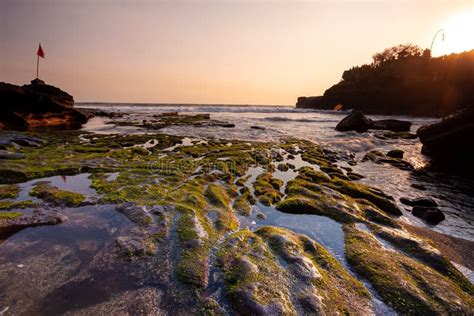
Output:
434 8 474 56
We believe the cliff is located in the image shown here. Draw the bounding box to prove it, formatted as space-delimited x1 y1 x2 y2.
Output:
297 48 474 117
0 79 88 130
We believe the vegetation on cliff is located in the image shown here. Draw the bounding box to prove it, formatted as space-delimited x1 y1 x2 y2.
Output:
297 45 474 117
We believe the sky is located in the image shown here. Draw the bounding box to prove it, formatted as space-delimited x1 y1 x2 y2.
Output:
1 0 473 105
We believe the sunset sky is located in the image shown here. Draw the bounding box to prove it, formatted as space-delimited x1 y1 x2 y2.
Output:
1 0 473 105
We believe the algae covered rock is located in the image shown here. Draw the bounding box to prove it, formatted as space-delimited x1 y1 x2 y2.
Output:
345 225 474 314
0 208 66 239
218 227 372 315
29 182 86 207
253 172 283 206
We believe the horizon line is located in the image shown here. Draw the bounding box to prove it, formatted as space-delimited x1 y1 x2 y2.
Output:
75 101 294 107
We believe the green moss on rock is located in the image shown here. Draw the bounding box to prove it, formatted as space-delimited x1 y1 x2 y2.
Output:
30 182 85 207
0 211 23 220
253 173 283 206
0 184 20 200
0 200 36 210
344 225 474 314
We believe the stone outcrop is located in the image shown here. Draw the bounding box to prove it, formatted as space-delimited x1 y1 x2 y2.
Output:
336 111 411 132
417 106 474 178
0 79 88 130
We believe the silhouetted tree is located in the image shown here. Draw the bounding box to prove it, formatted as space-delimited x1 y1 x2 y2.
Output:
372 44 425 66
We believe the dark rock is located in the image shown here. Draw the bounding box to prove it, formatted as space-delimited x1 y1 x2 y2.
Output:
218 123 235 128
411 183 427 190
336 111 411 132
363 150 413 171
256 212 266 220
412 206 445 224
387 149 404 159
0 80 88 130
372 119 411 132
400 197 438 208
417 106 474 178
335 111 373 132
250 126 265 130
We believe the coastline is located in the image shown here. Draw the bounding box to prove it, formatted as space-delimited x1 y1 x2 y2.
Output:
0 107 473 314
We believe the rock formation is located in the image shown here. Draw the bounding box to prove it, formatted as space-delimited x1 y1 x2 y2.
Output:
0 79 88 130
417 106 474 178
335 111 411 132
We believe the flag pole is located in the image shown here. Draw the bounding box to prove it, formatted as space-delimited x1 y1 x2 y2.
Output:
36 54 39 79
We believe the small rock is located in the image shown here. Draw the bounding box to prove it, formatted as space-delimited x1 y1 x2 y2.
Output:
400 197 437 208
372 119 412 132
387 149 404 159
412 206 445 224
256 212 266 220
250 126 265 130
219 123 235 128
336 111 373 132
411 183 427 190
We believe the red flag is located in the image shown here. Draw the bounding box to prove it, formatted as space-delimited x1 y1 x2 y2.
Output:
37 44 45 58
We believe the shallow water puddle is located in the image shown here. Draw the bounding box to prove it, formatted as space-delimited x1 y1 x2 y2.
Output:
0 204 135 315
239 203 347 266
243 166 265 193
15 173 96 201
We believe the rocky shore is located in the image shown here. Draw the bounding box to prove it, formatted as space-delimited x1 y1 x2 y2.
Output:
0 79 473 314
0 79 88 131
0 126 472 314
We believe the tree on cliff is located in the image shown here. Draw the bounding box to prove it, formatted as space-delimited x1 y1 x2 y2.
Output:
371 44 425 67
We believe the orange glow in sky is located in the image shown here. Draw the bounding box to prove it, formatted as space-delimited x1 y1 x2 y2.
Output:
1 0 473 105
432 8 474 56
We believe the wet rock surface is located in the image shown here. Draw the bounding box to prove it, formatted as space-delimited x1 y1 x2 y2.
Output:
0 131 472 314
0 207 66 239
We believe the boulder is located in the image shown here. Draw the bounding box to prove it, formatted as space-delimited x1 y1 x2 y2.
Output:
336 111 411 132
411 206 445 225
417 106 474 178
400 197 438 208
387 149 404 159
335 111 373 132
0 80 88 130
